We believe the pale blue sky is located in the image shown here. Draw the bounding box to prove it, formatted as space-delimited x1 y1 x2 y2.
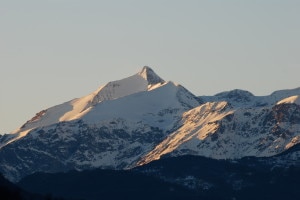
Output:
1 0 300 133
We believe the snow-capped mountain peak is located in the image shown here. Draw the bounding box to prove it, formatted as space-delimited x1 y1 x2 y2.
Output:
2 67 200 150
138 66 165 85
89 66 164 105
0 66 203 181
9 67 166 135
214 89 254 104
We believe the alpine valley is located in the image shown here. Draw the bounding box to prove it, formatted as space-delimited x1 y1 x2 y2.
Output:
1 67 299 200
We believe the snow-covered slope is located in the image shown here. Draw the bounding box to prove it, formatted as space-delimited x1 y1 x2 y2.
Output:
82 81 198 129
277 95 300 105
0 66 299 182
139 90 300 165
12 66 165 134
4 66 167 147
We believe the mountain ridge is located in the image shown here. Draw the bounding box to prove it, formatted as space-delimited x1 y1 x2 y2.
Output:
0 66 299 182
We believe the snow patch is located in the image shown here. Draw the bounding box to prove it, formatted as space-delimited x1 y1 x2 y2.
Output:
0 129 33 149
277 95 300 105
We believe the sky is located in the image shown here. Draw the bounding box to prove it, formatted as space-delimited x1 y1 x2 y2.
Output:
1 0 300 133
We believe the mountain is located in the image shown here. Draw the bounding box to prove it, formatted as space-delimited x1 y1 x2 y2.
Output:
17 146 300 200
0 66 200 181
139 89 300 165
0 66 299 182
10 66 166 134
